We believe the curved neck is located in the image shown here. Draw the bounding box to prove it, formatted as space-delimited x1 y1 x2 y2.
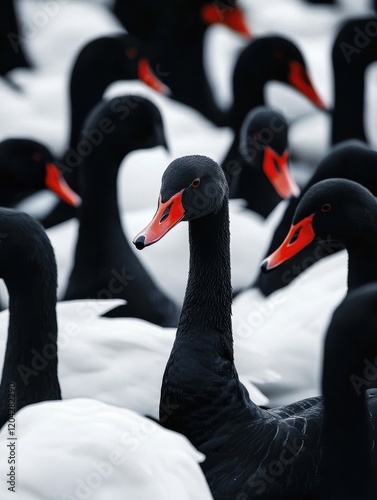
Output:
67 63 117 154
0 257 60 427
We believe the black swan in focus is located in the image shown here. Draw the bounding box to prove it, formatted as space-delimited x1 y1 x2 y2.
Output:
134 155 325 499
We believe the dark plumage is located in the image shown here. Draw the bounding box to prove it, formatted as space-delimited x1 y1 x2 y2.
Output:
256 141 377 296
113 0 250 126
64 95 179 327
320 285 377 500
262 178 377 291
0 139 55 207
229 106 299 217
0 138 80 210
0 0 31 78
42 33 168 228
0 210 61 428
222 36 325 176
332 17 377 145
135 155 374 499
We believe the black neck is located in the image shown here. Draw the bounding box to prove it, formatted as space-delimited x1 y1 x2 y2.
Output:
178 201 233 344
67 61 118 155
332 69 366 144
347 242 377 291
321 350 373 499
0 251 60 427
79 153 123 231
160 198 260 443
0 0 30 76
71 152 125 278
154 29 228 126
230 81 265 132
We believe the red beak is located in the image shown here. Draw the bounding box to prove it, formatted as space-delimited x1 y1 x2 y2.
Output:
201 4 251 38
288 61 326 110
263 148 300 199
133 191 185 249
261 213 316 272
45 163 81 207
138 59 171 96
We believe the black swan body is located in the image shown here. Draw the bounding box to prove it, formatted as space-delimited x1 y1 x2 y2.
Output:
64 95 179 327
256 141 377 296
0 0 30 78
133 155 328 499
0 138 80 209
112 0 251 126
0 209 61 428
331 17 377 145
229 106 299 218
43 33 168 228
320 284 377 500
133 157 377 498
222 36 326 177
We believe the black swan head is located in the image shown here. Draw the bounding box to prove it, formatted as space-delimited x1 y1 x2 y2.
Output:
0 138 80 207
261 178 377 272
238 106 299 199
133 155 227 249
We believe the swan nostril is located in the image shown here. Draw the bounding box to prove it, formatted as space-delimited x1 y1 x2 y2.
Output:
289 227 301 245
273 158 280 174
133 235 146 250
261 260 269 274
160 203 172 223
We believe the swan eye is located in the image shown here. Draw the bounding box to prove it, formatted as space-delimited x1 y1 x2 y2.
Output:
191 178 200 188
32 152 42 162
125 47 137 59
321 203 332 213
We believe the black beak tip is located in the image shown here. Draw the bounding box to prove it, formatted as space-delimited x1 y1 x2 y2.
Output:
133 235 146 250
260 260 269 274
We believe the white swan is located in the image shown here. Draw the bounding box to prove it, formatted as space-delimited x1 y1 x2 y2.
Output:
0 398 214 500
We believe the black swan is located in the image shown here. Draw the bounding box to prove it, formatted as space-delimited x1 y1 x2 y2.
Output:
134 157 377 498
133 155 326 499
320 284 377 500
43 33 169 228
222 35 326 179
255 141 377 296
64 95 179 327
112 0 251 126
0 209 61 428
229 106 299 218
0 138 80 209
